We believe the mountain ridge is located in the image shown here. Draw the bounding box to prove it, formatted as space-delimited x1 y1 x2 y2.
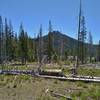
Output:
43 31 98 56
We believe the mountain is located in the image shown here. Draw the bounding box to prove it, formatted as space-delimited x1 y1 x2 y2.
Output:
43 31 98 56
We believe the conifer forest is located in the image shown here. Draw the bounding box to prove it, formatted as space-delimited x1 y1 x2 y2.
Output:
0 0 100 100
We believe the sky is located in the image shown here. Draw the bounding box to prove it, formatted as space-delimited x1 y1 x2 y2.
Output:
0 0 100 44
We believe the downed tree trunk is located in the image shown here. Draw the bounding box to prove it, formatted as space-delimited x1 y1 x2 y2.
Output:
50 91 72 100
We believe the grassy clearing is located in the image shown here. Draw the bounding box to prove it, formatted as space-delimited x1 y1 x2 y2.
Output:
77 68 100 77
0 75 100 100
0 63 100 100
62 67 100 76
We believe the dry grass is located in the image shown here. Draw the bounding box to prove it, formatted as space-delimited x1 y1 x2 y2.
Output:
0 74 100 100
0 63 100 100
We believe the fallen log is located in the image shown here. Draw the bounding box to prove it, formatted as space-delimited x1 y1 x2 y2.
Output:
50 91 72 100
0 70 100 83
37 75 100 83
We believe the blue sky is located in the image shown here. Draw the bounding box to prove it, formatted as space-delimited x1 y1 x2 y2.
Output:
0 0 99 44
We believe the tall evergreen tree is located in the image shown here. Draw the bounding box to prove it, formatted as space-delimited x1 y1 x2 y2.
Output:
8 20 15 60
4 19 15 61
33 33 38 61
24 32 28 62
88 32 93 62
19 23 28 64
4 18 9 62
13 33 19 60
0 16 4 64
97 40 100 61
27 37 34 62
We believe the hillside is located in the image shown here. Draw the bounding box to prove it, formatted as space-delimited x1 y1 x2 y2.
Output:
43 31 98 56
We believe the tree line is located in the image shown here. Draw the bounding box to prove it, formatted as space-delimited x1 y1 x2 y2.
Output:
0 16 34 64
0 16 100 65
0 16 55 65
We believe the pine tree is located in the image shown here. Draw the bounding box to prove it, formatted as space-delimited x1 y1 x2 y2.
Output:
27 36 34 62
88 32 93 62
19 23 28 64
33 34 38 61
4 19 15 62
14 33 19 60
8 20 15 60
79 16 87 64
97 40 100 61
4 18 9 62
0 16 3 64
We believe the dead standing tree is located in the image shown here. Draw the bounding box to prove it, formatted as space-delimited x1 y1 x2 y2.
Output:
47 20 53 63
60 35 65 61
77 0 87 67
37 24 44 72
